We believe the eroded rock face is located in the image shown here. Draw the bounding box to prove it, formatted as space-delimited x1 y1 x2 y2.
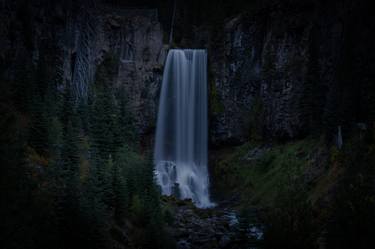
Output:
0 2 166 136
2 1 374 145
207 10 315 144
202 2 375 145
76 5 167 135
113 14 167 135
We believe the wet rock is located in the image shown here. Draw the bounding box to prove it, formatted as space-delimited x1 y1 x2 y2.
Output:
164 198 258 249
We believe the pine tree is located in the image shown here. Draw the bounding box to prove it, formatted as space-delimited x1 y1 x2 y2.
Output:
28 52 53 154
89 85 120 162
81 161 109 247
58 119 81 244
89 54 122 162
112 158 128 224
47 117 63 159
28 89 49 155
55 84 82 248
101 156 115 211
61 84 78 132
117 86 136 145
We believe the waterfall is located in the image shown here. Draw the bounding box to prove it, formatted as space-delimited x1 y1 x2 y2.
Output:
154 49 214 208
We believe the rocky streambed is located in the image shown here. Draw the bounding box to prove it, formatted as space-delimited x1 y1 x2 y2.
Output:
162 197 264 249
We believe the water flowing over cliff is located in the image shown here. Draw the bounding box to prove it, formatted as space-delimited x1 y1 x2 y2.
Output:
1 1 375 249
154 49 213 208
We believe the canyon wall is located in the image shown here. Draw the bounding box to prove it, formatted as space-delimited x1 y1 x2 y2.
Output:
1 1 374 145
0 1 166 135
199 1 375 145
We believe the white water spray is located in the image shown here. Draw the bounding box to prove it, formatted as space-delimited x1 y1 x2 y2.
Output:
154 49 214 208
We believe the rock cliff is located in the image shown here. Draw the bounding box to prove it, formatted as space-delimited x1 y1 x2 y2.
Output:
0 1 166 135
1 0 374 145
200 1 375 145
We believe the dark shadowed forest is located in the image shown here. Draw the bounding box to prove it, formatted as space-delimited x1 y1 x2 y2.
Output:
1 0 375 249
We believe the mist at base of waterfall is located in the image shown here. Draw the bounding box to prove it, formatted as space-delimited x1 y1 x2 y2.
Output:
156 160 214 208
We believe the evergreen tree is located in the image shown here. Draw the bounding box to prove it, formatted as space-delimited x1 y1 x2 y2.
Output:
0 107 32 248
12 63 34 113
100 156 115 211
28 88 49 154
58 119 81 247
117 86 137 145
263 168 318 249
61 84 78 132
89 54 122 162
28 51 52 154
77 99 90 134
326 136 375 249
54 84 82 248
112 158 128 224
79 158 110 249
114 147 171 248
47 117 63 159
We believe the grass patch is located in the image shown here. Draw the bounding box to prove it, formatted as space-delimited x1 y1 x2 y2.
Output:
212 138 322 207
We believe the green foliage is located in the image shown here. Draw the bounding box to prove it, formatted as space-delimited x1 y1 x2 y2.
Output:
2 49 172 249
326 136 375 249
214 133 375 248
12 63 34 113
112 158 128 224
115 146 172 249
89 56 123 161
213 139 323 248
47 117 63 158
117 86 137 144
262 175 318 249
213 139 319 206
28 89 49 154
89 86 120 159
0 107 31 247
57 92 83 248
80 157 112 248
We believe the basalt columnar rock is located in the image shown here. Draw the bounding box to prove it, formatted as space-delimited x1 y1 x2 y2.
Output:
1 1 374 145
205 9 313 144
0 1 166 135
193 1 375 145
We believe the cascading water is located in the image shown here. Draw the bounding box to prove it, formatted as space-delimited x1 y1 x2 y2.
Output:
154 49 214 208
